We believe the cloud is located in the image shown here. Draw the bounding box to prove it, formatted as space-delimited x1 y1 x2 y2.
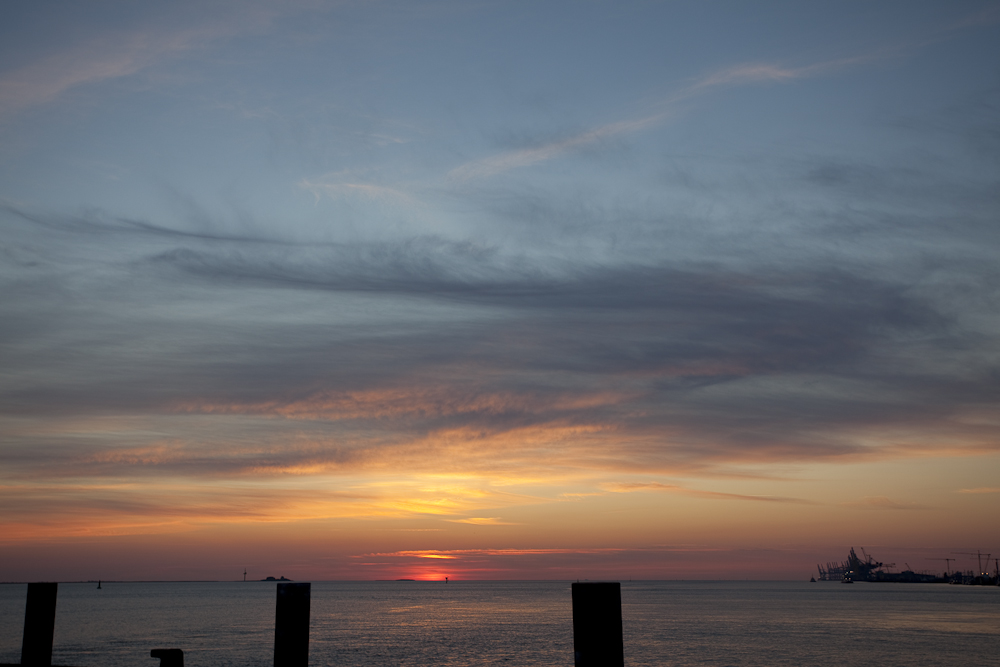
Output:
444 58 854 182
175 377 632 416
603 481 818 505
0 39 154 118
945 5 1000 31
299 177 417 205
448 114 665 181
446 12 997 183
364 547 627 559
446 517 520 526
957 487 1000 494
687 63 800 90
0 478 391 540
843 496 932 510
446 55 832 182
0 1 286 121
5 189 995 490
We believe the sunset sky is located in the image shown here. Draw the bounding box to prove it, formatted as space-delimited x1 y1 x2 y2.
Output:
2 0 999 582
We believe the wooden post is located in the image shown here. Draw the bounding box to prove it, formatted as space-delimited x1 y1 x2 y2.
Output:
150 649 184 667
274 583 310 667
571 582 623 667
21 582 58 666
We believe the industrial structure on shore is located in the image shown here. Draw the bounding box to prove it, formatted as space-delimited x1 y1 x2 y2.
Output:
816 547 999 584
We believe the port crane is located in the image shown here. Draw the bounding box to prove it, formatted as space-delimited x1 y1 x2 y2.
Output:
954 551 991 576
927 557 955 575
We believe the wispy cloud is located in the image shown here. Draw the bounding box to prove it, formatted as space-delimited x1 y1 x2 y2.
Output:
843 496 932 510
604 481 818 505
299 177 417 205
447 17 990 182
448 114 665 181
444 59 823 181
341 545 828 580
364 547 629 559
175 387 632 421
0 35 183 119
957 487 1000 494
0 480 389 540
945 5 1000 31
0 3 284 121
687 63 801 90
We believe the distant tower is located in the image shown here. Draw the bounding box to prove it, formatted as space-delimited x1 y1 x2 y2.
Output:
244 568 247 582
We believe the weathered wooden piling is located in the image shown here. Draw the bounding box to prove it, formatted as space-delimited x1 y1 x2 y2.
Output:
21 582 58 667
571 582 624 667
150 649 183 667
274 582 310 667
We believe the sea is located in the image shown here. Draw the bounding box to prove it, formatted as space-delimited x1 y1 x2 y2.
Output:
1 580 998 666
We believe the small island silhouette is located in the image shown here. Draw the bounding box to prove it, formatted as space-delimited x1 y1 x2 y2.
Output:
261 576 292 581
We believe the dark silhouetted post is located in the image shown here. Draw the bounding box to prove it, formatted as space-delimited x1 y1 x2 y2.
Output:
274 583 310 667
150 649 184 667
21 582 58 666
571 582 623 667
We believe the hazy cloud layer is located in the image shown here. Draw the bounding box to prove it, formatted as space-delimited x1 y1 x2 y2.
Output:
3 157 997 486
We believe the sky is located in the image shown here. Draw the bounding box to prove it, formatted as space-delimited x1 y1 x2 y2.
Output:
1 0 999 582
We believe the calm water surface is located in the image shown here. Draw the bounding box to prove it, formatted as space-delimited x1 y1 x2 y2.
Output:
1 581 997 666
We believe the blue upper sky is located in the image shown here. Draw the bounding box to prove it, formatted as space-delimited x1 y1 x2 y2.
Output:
4 1 996 253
